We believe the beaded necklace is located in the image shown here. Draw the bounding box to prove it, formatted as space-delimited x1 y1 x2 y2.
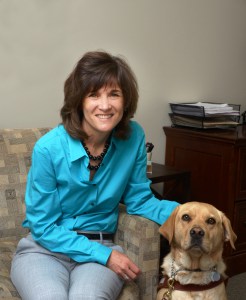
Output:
81 140 110 171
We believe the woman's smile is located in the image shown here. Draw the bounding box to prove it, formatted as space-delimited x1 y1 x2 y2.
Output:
96 114 114 119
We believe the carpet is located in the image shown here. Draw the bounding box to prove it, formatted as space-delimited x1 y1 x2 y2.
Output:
227 272 246 300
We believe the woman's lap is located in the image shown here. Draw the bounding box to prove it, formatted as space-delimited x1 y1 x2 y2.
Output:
69 262 123 300
11 234 124 300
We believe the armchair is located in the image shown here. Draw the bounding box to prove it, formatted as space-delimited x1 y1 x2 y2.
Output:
0 128 161 300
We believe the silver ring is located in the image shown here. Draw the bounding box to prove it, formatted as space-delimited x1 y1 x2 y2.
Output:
123 274 129 280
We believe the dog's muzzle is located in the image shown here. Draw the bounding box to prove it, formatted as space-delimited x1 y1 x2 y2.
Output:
190 226 205 246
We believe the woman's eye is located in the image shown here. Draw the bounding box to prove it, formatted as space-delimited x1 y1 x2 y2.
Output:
110 89 122 98
110 92 119 98
88 92 98 98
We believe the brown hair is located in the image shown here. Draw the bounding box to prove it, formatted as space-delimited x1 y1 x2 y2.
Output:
60 51 139 140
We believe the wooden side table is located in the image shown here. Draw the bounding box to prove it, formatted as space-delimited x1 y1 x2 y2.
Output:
147 162 190 203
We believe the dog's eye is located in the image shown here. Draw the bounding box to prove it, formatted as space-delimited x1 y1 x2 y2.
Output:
182 214 191 222
207 218 216 225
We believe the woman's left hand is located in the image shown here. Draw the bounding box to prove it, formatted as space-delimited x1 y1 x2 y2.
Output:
106 249 141 281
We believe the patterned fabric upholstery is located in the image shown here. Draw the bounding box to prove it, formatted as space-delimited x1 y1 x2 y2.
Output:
0 129 160 300
115 205 160 299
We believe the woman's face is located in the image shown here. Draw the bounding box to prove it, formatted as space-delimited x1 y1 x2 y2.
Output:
81 84 124 138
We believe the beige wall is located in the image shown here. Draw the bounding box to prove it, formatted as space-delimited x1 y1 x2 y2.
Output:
1 0 246 163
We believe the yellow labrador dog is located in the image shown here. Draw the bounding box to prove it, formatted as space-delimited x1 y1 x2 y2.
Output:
157 202 237 300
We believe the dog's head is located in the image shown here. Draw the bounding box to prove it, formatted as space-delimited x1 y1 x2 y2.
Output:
159 202 237 256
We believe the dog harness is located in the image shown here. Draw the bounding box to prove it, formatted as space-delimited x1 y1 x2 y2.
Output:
158 259 228 300
158 275 228 300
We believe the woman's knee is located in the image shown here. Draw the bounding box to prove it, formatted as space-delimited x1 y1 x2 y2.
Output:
69 263 123 300
11 251 70 300
69 288 122 300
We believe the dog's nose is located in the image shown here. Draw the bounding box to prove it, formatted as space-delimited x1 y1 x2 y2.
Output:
190 227 205 238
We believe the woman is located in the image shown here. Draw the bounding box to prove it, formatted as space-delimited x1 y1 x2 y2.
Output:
11 51 179 300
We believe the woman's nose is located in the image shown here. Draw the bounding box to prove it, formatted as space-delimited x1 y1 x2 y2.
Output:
98 96 111 110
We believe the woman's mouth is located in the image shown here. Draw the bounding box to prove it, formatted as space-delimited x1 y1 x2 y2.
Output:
96 114 113 119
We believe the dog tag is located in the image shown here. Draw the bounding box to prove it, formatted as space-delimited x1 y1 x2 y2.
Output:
211 271 220 282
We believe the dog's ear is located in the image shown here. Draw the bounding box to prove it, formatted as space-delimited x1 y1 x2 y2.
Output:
221 213 237 250
159 206 180 244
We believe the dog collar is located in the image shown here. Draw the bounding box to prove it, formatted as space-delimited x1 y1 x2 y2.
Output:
157 275 228 292
170 258 220 281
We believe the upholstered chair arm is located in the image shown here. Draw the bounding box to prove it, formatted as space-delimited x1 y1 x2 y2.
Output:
115 204 160 300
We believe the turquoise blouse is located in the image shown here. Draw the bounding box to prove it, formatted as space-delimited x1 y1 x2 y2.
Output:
23 121 179 265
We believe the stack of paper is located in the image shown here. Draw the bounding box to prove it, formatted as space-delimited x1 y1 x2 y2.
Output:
187 102 240 116
169 102 240 129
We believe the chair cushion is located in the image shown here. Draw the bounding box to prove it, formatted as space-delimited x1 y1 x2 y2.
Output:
118 281 139 300
0 240 20 299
